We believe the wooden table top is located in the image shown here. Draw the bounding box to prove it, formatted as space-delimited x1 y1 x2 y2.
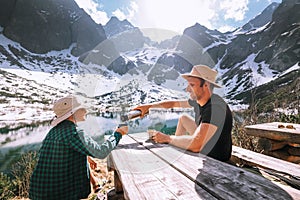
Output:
108 132 297 199
245 122 300 143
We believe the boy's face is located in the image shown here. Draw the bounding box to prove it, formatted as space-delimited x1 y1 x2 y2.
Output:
73 108 87 122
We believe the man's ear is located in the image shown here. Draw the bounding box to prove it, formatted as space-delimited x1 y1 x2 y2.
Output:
200 80 205 87
201 82 208 88
203 82 210 88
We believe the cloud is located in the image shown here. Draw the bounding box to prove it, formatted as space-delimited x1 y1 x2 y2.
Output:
220 0 249 21
74 0 109 25
112 9 127 20
74 0 251 33
218 25 236 33
112 2 138 21
120 0 251 34
127 0 217 34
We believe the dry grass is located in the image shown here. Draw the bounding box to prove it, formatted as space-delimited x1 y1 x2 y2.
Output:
86 158 115 200
3 153 115 200
11 152 37 198
232 121 260 152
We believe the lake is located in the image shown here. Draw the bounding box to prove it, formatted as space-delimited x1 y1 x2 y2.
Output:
0 109 193 173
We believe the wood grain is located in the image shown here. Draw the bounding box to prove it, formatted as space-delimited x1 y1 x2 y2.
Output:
130 133 296 200
245 122 300 143
110 134 215 200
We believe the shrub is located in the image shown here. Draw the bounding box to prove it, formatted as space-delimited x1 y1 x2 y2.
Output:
0 172 17 200
232 121 258 152
279 113 300 124
11 151 38 198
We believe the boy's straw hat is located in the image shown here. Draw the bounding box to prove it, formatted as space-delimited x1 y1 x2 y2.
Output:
51 95 86 126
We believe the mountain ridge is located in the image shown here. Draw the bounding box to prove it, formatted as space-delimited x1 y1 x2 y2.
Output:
0 0 299 122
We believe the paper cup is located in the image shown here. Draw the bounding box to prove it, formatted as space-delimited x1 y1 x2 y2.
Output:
147 129 157 140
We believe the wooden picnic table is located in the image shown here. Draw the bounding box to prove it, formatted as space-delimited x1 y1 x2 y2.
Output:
245 122 300 143
245 122 300 163
107 132 298 199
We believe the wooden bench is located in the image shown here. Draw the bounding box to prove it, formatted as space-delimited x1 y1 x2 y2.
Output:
245 122 300 163
107 132 300 199
231 145 300 198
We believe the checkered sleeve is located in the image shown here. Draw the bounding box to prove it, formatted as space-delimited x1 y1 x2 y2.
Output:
65 126 122 159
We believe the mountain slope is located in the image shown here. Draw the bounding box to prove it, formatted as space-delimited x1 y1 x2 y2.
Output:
104 16 136 38
241 2 279 32
0 68 65 130
0 0 107 56
149 0 299 104
234 65 300 113
0 0 299 126
104 16 153 53
0 30 188 132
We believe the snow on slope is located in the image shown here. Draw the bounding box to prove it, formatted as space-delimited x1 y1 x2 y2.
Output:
0 32 188 132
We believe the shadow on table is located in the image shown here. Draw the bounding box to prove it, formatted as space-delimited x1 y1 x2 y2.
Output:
117 139 165 150
194 159 293 200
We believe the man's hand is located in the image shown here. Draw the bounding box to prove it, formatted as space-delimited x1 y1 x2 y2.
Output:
132 105 151 117
148 130 171 144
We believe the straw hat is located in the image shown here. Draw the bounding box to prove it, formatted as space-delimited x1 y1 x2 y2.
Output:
181 65 222 88
51 95 87 126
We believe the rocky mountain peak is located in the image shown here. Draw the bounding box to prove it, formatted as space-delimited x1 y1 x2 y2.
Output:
146 0 299 102
104 16 136 38
0 0 298 107
0 0 107 56
241 2 279 31
272 0 300 27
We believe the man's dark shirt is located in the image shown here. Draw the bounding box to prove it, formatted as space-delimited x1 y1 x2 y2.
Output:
188 94 232 161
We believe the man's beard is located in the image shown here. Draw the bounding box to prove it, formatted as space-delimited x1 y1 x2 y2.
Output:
190 93 197 100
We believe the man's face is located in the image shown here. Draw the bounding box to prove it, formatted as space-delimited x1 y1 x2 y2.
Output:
185 77 205 101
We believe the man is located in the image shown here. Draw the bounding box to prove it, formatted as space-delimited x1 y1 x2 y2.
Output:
29 95 128 200
134 65 232 162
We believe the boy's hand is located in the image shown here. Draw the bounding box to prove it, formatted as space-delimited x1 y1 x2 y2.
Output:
116 125 128 135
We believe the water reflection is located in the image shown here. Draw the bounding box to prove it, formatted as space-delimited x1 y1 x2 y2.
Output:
0 109 193 172
0 109 194 148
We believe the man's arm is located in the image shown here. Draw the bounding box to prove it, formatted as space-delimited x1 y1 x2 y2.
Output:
152 100 190 108
133 100 191 116
154 123 218 153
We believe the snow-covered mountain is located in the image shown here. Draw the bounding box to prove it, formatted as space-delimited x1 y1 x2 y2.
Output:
0 0 107 56
104 16 137 38
0 31 187 131
0 0 299 132
147 0 299 105
240 2 279 32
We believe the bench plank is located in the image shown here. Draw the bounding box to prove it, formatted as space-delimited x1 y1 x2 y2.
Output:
109 134 216 200
231 145 300 199
257 137 287 151
131 132 295 200
232 145 300 177
267 149 300 163
287 145 300 156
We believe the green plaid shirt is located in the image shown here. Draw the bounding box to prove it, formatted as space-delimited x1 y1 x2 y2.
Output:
29 120 122 200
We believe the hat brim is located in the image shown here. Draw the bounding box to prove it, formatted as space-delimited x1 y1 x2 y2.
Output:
51 106 87 127
181 74 222 88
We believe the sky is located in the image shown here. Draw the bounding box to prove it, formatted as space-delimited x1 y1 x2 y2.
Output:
74 0 282 41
